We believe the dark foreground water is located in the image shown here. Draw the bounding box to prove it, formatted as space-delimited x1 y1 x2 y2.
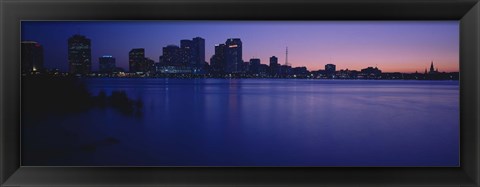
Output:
22 79 459 166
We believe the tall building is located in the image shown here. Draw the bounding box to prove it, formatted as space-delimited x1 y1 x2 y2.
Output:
161 45 182 66
129 48 146 73
192 37 205 68
68 35 91 75
269 56 279 75
180 39 194 65
180 37 206 69
225 38 243 73
325 64 336 73
269 56 278 67
21 41 44 73
144 57 155 73
325 64 336 78
249 58 261 74
210 44 226 74
98 55 116 73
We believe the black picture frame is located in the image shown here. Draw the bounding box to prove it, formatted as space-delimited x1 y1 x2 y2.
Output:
1 0 479 186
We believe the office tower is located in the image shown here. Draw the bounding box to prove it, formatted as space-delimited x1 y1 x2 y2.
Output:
98 55 116 73
21 41 44 73
192 37 205 68
180 37 206 69
129 48 145 73
145 57 155 73
325 64 336 78
249 58 261 74
225 38 243 73
210 44 226 74
180 39 194 66
269 56 279 75
68 35 91 75
161 45 182 66
325 64 336 73
269 56 278 67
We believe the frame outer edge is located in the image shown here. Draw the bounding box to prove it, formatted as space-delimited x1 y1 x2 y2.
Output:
1 0 480 187
461 1 480 185
0 0 4 185
1 1 20 186
465 2 480 186
474 1 480 186
472 2 480 185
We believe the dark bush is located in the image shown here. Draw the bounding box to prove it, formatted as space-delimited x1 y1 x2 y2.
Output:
22 76 143 119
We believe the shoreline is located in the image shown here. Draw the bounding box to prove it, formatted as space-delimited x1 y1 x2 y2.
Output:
22 74 460 81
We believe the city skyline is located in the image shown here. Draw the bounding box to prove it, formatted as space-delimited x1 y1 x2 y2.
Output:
21 21 459 73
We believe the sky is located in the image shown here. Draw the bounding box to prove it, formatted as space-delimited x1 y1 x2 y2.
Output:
21 21 459 73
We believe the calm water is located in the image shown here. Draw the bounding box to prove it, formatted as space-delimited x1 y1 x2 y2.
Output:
22 79 459 166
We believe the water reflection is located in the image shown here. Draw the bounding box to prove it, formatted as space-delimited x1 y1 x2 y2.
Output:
22 79 459 166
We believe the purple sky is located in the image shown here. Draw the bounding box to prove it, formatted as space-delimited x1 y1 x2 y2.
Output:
21 21 459 73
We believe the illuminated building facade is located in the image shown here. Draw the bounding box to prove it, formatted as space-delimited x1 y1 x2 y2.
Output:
180 37 205 69
180 40 194 65
99 55 116 73
129 48 146 73
68 35 91 75
21 41 44 73
192 37 205 69
161 45 182 66
225 38 243 73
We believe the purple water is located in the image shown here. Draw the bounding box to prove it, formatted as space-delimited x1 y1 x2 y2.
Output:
22 78 459 166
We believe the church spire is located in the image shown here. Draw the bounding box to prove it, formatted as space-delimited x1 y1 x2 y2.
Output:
430 61 435 73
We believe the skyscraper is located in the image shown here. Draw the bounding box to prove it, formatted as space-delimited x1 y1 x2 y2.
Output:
269 56 278 67
129 48 145 73
269 56 279 76
99 55 116 73
180 39 194 65
145 57 155 73
325 64 336 78
68 35 91 75
21 41 44 73
161 45 182 66
210 44 226 74
180 37 206 69
192 37 205 68
225 38 243 73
